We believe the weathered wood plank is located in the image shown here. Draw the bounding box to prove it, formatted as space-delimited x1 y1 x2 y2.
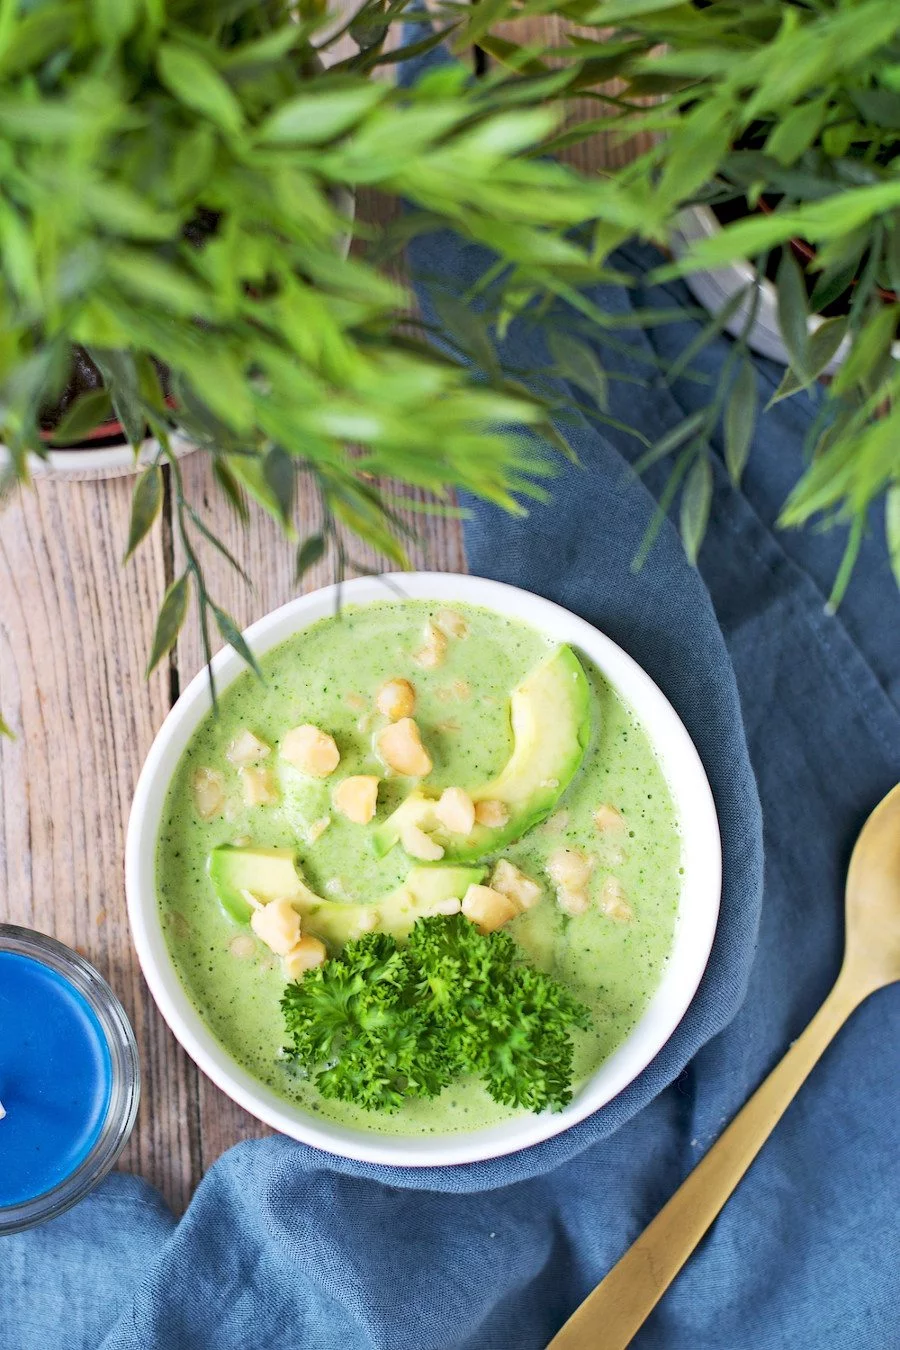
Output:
0 473 202 1215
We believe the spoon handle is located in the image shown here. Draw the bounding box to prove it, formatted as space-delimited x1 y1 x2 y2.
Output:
547 969 867 1350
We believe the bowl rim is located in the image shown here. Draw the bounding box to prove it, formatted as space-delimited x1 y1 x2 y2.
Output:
126 572 722 1168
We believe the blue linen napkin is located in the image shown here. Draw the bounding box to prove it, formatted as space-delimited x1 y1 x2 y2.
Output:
4 92 900 1350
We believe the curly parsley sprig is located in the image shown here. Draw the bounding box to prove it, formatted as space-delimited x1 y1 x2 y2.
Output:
281 914 591 1115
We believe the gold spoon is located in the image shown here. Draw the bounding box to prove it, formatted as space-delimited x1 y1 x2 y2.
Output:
548 782 900 1350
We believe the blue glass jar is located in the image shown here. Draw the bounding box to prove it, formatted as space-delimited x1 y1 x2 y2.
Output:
0 925 139 1233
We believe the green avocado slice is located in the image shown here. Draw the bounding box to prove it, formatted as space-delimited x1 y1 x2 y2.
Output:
207 843 484 946
371 644 591 864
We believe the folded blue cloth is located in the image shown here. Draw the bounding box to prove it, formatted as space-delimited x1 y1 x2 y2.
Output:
4 90 899 1350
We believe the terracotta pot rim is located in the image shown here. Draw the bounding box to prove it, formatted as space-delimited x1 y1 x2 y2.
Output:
37 391 183 450
38 416 125 446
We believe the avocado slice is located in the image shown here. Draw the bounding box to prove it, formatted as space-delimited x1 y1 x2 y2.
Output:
208 847 306 920
372 644 591 864
207 844 484 945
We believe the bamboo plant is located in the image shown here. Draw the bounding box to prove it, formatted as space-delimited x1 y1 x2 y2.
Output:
0 0 648 674
482 0 900 599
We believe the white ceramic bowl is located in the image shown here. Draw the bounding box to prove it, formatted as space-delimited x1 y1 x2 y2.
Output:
126 573 721 1167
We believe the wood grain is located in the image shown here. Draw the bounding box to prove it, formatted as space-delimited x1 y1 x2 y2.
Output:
0 476 202 1215
486 17 656 173
0 21 645 1215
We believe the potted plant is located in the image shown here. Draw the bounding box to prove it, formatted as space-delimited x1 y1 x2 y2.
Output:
482 0 900 600
0 0 640 671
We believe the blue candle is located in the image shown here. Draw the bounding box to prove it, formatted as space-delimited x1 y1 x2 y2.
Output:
0 927 139 1232
0 952 113 1207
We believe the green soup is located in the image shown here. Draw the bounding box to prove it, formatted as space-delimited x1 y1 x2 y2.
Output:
157 600 681 1135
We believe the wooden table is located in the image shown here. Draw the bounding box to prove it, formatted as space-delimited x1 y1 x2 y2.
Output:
0 26 640 1215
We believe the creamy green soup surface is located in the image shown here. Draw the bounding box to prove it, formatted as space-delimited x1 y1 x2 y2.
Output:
157 599 682 1135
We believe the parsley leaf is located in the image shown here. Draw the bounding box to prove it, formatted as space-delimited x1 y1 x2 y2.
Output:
281 914 591 1115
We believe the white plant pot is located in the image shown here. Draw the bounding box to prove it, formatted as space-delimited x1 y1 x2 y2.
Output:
13 432 197 483
5 188 355 483
670 204 859 373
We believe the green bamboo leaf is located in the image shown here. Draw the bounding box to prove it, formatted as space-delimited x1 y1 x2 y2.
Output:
808 243 867 314
263 445 295 526
827 515 864 612
539 420 579 465
296 534 326 580
124 465 163 562
0 97 97 139
50 389 114 444
547 331 608 412
887 484 900 592
767 316 848 406
675 183 900 273
849 88 900 131
88 348 146 447
887 226 900 300
185 506 252 586
776 249 811 383
847 226 885 328
368 27 461 70
830 305 898 398
634 445 695 571
169 124 217 202
105 250 213 318
349 0 390 52
765 98 826 167
723 360 756 485
146 573 190 676
781 412 898 527
0 713 14 739
454 109 558 160
680 455 713 565
464 0 525 45
472 34 550 78
585 0 690 19
213 460 250 522
85 183 180 241
821 122 859 159
431 292 499 379
171 372 239 447
633 408 709 476
221 26 303 70
157 43 244 135
661 285 749 389
329 493 408 568
656 101 732 210
566 52 638 92
225 455 289 531
256 85 385 145
135 354 167 414
92 0 139 45
212 605 262 680
0 202 39 303
0 10 75 80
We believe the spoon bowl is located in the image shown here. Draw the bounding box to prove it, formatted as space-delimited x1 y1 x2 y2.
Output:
844 783 900 991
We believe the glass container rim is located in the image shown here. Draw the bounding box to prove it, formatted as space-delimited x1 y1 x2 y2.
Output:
0 924 140 1235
